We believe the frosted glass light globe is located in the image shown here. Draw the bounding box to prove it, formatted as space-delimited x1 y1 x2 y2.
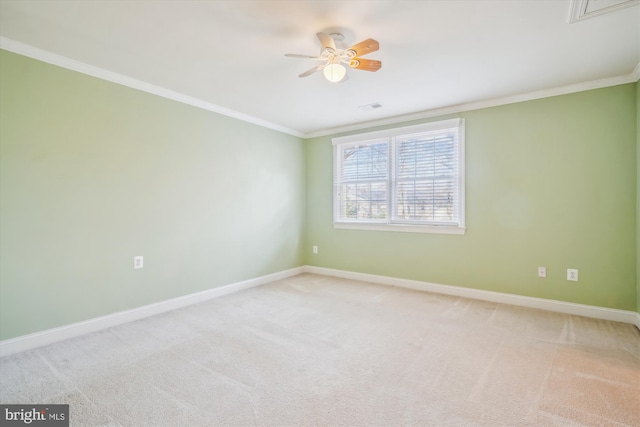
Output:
323 63 347 82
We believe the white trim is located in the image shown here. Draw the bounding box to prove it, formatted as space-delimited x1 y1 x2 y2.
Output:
303 266 639 326
632 62 640 81
1 265 637 357
0 267 305 358
305 73 638 139
1 37 637 141
332 118 465 233
333 222 466 235
0 37 304 138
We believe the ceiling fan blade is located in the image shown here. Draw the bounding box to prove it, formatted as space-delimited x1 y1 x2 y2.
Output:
349 58 382 72
285 54 322 59
346 38 379 57
298 65 324 78
316 32 336 53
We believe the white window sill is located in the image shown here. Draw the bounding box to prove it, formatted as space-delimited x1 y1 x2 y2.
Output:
333 222 466 235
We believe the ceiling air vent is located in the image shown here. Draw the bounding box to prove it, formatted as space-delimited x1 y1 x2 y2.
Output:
359 102 383 111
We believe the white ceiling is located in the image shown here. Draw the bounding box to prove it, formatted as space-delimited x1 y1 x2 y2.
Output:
0 0 638 137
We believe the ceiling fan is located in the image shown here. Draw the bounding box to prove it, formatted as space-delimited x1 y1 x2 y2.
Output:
285 32 381 83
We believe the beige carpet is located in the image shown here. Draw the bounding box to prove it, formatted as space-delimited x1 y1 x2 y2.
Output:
1 273 639 426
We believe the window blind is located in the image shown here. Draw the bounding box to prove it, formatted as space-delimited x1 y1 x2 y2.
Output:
333 118 464 232
334 139 389 221
392 127 459 225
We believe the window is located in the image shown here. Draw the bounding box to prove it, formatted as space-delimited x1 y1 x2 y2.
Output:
333 118 465 234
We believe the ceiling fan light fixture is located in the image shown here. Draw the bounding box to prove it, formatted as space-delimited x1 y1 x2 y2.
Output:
286 32 380 82
323 63 347 83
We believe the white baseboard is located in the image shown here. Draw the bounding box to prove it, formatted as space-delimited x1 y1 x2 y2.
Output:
0 267 305 358
303 266 640 326
2 265 638 358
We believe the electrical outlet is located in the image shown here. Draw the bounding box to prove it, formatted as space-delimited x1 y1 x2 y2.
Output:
538 267 546 278
312 246 318 254
134 256 143 269
567 268 578 281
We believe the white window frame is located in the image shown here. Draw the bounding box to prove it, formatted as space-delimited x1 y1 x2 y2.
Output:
332 118 465 235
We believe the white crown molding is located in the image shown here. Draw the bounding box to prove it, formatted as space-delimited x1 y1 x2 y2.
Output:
304 71 639 138
0 37 637 146
0 37 304 138
304 266 640 326
0 266 305 358
632 62 640 81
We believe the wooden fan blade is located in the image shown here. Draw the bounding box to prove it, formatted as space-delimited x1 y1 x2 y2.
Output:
299 65 324 78
346 38 379 57
316 32 336 52
285 54 322 60
348 58 382 72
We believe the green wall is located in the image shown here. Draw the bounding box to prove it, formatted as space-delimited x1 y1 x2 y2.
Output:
305 84 637 311
0 50 305 341
637 81 640 315
0 48 637 342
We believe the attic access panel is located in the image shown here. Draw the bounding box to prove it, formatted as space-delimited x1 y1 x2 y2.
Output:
568 0 639 22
